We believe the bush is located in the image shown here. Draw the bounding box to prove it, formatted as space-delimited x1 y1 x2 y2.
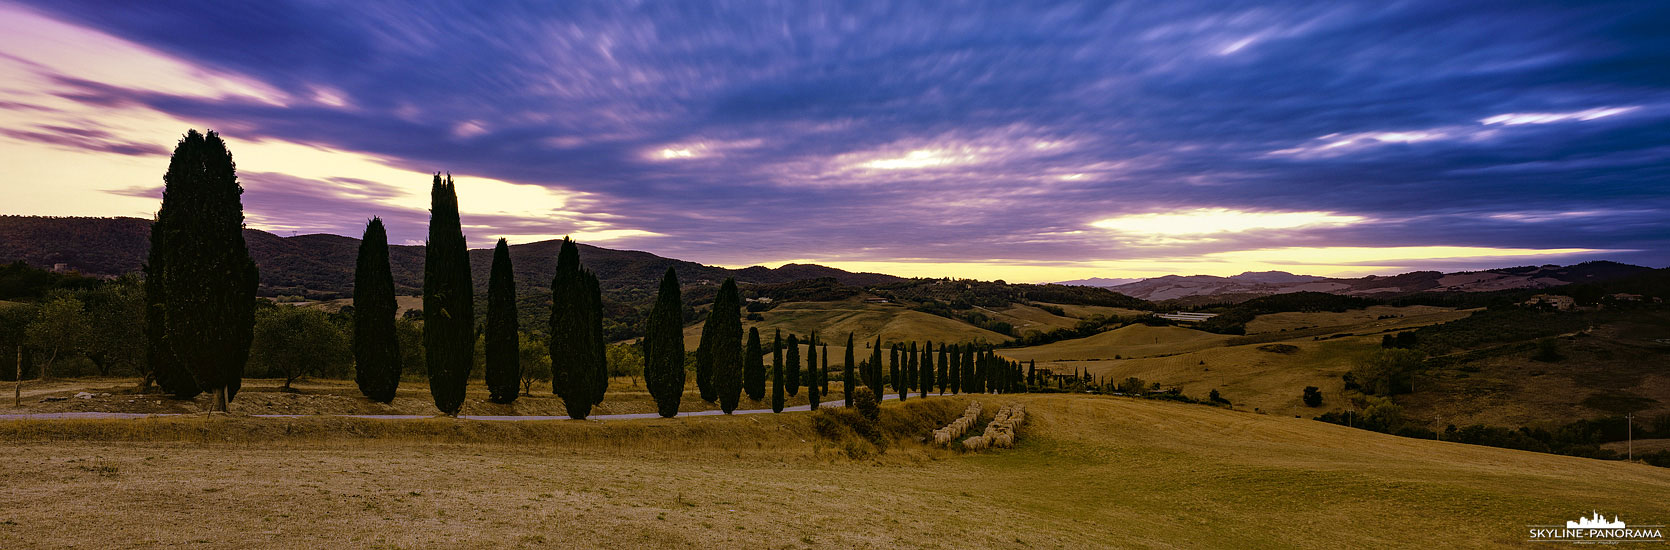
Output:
1302 386 1323 407
852 387 880 423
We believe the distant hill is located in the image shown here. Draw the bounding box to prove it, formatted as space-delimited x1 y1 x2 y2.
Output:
0 215 904 299
1096 263 1651 301
1052 276 1144 288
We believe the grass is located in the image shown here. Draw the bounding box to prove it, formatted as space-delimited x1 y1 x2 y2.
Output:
684 297 1011 350
1000 324 1234 362
2 393 1667 548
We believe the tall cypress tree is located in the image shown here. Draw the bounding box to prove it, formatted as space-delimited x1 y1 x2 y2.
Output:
150 130 258 412
352 218 401 404
806 333 818 395
589 272 607 405
893 345 905 402
643 267 685 418
144 260 196 399
843 333 855 407
423 173 473 415
908 342 919 393
806 334 820 410
785 334 800 397
937 343 949 394
821 342 830 395
920 340 934 398
888 345 897 397
709 278 744 413
485 238 519 404
868 337 883 394
770 347 784 413
772 329 782 395
947 344 960 395
549 238 601 419
744 327 765 401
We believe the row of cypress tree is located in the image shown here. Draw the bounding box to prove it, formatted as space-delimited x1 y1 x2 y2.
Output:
141 130 1025 417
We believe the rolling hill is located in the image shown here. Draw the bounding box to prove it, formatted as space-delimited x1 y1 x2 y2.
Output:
1096 263 1651 302
0 215 903 298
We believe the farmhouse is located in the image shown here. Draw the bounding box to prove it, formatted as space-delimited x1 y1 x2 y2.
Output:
1156 311 1218 323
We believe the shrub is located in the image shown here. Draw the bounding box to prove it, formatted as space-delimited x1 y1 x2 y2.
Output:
1303 386 1323 407
852 387 880 423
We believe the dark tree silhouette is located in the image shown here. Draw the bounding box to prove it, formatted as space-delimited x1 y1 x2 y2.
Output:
806 333 821 410
786 334 801 397
843 332 856 407
708 278 744 413
149 130 258 411
423 173 473 415
920 340 934 398
744 327 765 401
821 342 830 395
868 336 883 394
643 267 685 418
549 237 602 419
485 238 519 404
770 344 785 413
352 217 401 403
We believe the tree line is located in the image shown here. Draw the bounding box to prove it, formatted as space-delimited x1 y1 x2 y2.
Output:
10 130 1046 416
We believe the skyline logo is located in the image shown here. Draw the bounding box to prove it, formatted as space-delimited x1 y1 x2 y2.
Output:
1528 512 1664 544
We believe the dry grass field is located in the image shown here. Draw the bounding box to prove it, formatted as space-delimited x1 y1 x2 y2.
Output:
683 298 1011 349
995 306 1479 417
1243 305 1470 335
3 394 1668 548
1000 324 1236 362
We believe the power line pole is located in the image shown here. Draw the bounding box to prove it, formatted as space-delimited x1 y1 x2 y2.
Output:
1626 412 1634 461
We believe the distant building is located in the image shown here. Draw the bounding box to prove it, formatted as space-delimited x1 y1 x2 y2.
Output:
1156 311 1218 322
1522 294 1576 311
745 297 773 304
51 263 69 272
863 297 891 304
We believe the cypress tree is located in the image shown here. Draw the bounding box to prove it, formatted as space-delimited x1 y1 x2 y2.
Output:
920 340 934 398
589 272 607 405
353 218 401 404
806 333 818 396
891 345 903 402
801 329 814 406
144 262 196 399
643 267 685 418
549 238 601 419
785 334 800 397
485 238 519 404
937 343 948 394
151 130 258 412
770 347 784 413
868 337 883 393
1027 360 1036 388
744 327 765 401
423 173 473 415
821 342 830 395
843 333 855 407
772 329 783 397
948 344 960 395
907 342 918 392
709 278 744 413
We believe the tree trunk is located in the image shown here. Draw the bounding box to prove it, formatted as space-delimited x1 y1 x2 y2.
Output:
13 347 19 408
209 386 228 413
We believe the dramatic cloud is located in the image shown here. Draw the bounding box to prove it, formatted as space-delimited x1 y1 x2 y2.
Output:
1 1 1665 280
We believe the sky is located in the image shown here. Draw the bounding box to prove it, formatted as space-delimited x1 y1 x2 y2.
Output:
0 1 1665 283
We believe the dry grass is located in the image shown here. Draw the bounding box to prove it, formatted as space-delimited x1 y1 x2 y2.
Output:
1244 305 1470 335
683 298 1010 350
1000 324 1234 362
5 377 860 417
1031 302 1149 320
2 394 1667 549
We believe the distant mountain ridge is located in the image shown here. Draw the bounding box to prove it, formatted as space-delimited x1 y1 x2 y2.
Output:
0 215 904 298
1072 263 1651 301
